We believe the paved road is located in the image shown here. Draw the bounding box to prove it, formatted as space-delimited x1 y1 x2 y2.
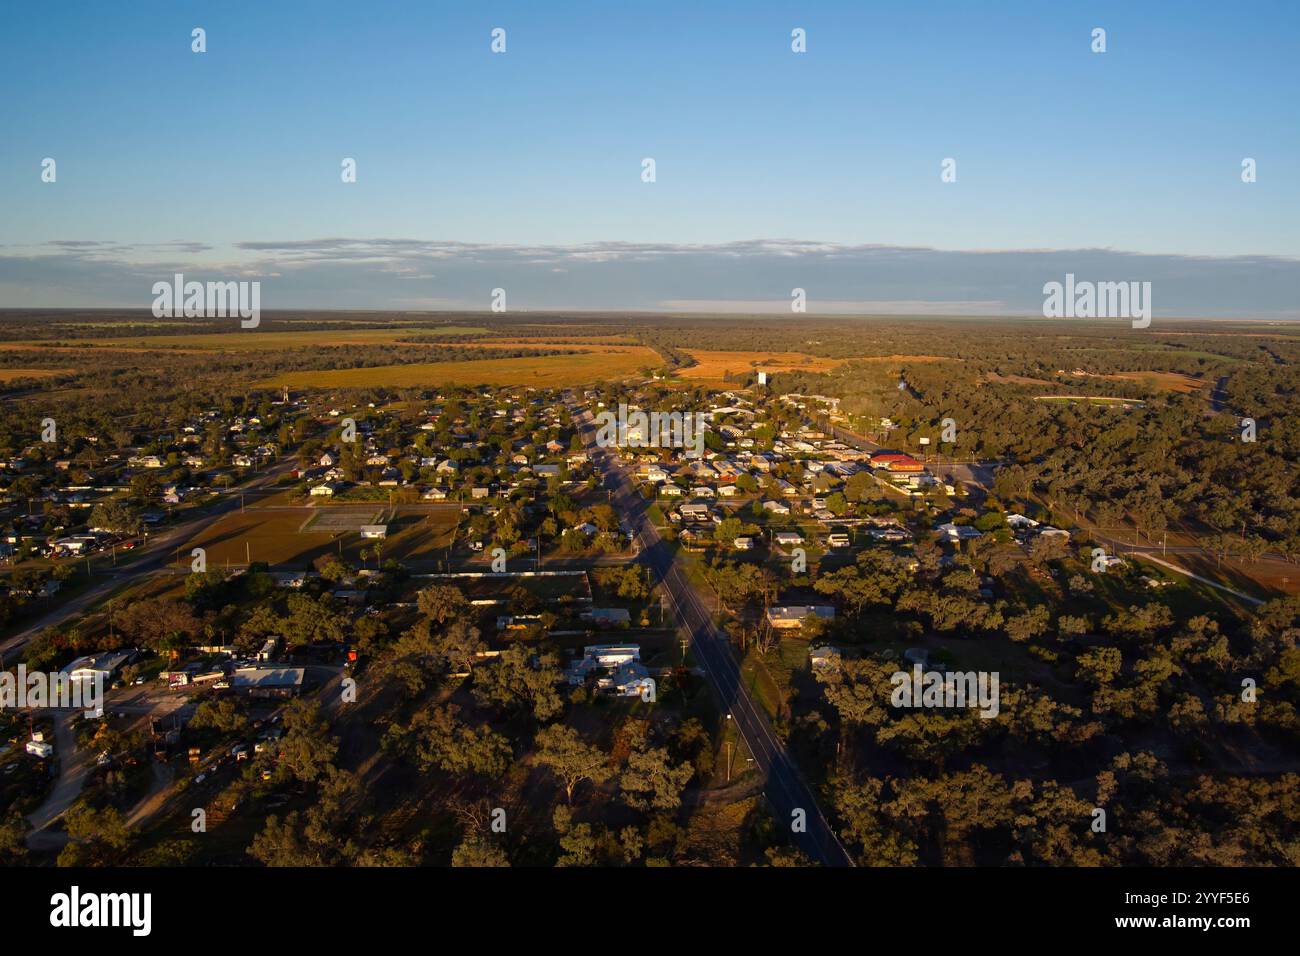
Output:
24 710 90 851
24 688 192 850
572 405 853 866
0 460 297 658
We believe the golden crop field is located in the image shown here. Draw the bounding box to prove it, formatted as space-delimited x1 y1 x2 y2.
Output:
674 350 847 383
1102 371 1205 393
0 368 72 381
258 345 661 389
674 350 950 384
52 326 489 351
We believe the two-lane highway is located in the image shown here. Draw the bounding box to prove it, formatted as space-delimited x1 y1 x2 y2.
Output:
573 406 853 866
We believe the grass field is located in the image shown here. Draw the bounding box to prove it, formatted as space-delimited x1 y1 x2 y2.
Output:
177 504 465 570
257 346 661 389
675 350 848 383
50 327 489 351
675 350 953 384
1033 395 1144 405
1101 371 1205 393
180 511 336 568
0 368 72 381
370 509 460 563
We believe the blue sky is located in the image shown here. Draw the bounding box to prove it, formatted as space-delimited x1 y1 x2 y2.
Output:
1 0 1297 314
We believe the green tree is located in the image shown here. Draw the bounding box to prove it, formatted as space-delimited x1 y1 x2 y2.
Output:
535 724 613 804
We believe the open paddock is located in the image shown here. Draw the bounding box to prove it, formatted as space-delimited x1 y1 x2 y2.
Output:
178 511 336 569
258 346 661 389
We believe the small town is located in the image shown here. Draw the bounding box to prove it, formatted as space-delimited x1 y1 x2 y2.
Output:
2 0 1294 938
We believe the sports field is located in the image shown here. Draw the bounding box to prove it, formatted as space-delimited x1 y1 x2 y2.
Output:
180 511 336 568
178 505 463 569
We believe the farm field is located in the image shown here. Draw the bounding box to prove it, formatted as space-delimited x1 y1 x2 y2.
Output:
675 350 953 384
49 326 489 351
1106 371 1204 393
1077 370 1206 393
0 368 71 381
257 346 661 389
674 349 847 383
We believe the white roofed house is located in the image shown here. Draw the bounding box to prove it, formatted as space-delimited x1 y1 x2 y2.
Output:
566 644 653 698
62 650 134 692
936 522 983 541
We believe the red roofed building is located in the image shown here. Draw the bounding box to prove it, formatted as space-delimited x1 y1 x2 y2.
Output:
871 453 925 473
